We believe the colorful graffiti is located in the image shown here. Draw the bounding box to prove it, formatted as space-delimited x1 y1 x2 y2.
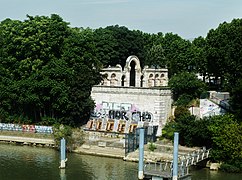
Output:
91 102 153 122
0 123 53 134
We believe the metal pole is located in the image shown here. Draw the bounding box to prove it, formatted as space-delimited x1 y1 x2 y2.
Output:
173 132 179 180
60 138 66 169
138 128 145 179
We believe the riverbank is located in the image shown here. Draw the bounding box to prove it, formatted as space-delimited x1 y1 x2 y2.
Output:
73 130 199 164
0 130 54 147
0 129 201 165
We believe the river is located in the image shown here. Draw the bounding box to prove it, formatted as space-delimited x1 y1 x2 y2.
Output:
0 144 241 180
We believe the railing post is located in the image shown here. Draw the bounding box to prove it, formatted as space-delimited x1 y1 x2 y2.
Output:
173 132 179 180
138 128 145 179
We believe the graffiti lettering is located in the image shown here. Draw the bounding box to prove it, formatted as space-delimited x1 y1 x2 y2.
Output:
91 102 153 122
0 123 53 134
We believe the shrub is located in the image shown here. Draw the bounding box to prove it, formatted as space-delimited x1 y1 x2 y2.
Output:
174 106 190 120
148 142 157 152
162 121 177 140
220 163 241 173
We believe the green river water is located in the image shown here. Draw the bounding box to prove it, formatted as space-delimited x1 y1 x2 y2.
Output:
0 144 241 180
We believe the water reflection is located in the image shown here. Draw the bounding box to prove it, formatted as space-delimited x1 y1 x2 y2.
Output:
60 169 66 180
191 167 242 180
0 144 137 180
1 144 241 180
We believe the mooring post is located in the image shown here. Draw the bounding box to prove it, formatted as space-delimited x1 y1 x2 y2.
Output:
138 127 145 179
60 138 67 169
173 132 179 180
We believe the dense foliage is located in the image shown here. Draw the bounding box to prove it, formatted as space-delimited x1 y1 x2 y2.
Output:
168 72 207 103
0 15 242 128
162 114 242 172
0 15 102 125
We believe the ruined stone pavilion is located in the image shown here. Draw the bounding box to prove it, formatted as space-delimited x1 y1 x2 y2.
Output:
86 55 172 136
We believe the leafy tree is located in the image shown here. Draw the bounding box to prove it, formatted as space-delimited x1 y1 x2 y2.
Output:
168 72 207 101
145 44 166 68
191 36 207 80
230 79 242 119
174 106 190 119
0 15 101 125
205 19 242 90
162 33 194 77
162 115 212 148
94 25 148 68
93 27 119 67
208 114 242 164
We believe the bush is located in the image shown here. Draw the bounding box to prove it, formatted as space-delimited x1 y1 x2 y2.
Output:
53 124 72 149
220 163 241 173
162 121 177 140
175 94 193 106
174 106 190 120
148 142 157 152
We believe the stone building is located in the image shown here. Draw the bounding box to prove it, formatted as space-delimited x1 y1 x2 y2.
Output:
100 55 168 88
88 55 172 136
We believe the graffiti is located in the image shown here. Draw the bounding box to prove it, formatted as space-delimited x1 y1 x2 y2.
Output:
91 102 153 122
0 123 53 134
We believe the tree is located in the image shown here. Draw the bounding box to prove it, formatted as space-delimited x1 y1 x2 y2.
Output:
191 36 207 81
0 15 101 125
145 44 166 68
230 79 242 119
94 25 148 68
205 19 242 90
208 114 242 167
168 72 207 102
162 33 194 77
162 115 212 148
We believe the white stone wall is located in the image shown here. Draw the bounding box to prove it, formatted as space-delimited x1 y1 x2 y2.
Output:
91 86 172 135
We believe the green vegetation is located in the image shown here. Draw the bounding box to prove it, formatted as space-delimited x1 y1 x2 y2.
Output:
0 15 102 126
52 124 85 151
1 14 242 171
1 15 242 125
168 72 207 104
148 142 157 152
162 114 242 172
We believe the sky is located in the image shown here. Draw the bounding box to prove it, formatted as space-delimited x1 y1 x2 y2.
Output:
1 0 242 39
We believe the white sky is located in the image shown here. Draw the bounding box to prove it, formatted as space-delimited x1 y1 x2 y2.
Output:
1 0 242 39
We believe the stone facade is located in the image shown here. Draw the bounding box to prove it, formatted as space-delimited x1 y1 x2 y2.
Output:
100 56 168 88
89 56 172 136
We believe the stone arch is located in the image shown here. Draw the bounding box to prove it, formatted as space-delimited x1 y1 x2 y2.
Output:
125 56 142 72
124 56 142 87
110 73 116 86
154 74 160 86
148 74 154 87
101 73 109 86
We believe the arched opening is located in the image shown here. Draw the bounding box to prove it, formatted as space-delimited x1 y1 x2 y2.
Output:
155 74 160 86
148 74 153 87
140 75 144 87
130 61 136 86
102 73 108 86
110 73 116 86
121 75 125 86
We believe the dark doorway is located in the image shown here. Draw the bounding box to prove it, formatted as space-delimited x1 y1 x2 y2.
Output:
140 75 144 87
130 61 136 86
121 75 125 86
